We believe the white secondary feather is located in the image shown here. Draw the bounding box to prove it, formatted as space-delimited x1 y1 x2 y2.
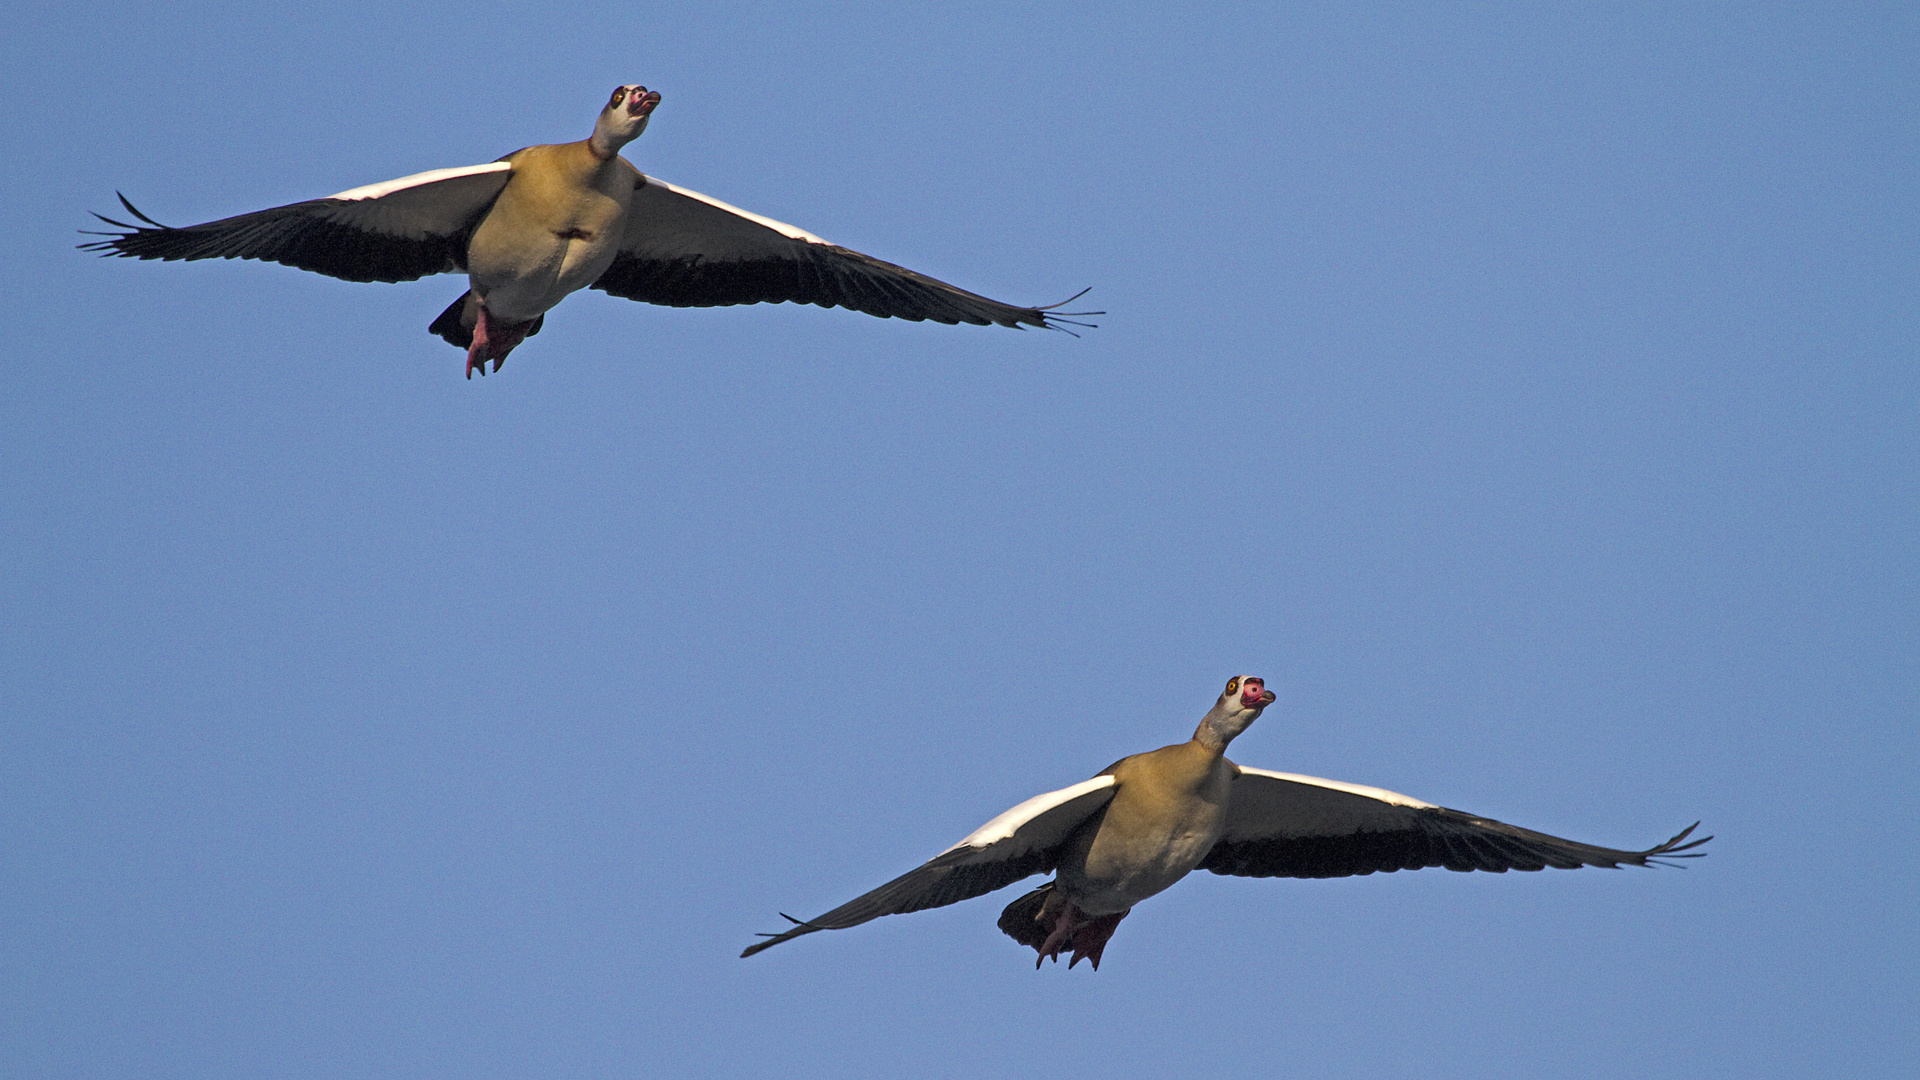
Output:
1215 768 1438 845
327 161 513 202
641 174 829 245
940 775 1117 855
1235 768 1435 808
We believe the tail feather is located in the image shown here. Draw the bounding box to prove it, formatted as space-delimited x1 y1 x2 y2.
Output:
997 884 1055 951
429 292 475 348
430 293 546 350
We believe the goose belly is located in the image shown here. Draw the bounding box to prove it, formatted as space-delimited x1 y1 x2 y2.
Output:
467 230 622 324
1061 804 1227 915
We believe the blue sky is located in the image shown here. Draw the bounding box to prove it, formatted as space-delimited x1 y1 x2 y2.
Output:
4 3 1915 1078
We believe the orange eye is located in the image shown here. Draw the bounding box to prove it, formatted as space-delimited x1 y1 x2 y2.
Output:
1225 677 1241 696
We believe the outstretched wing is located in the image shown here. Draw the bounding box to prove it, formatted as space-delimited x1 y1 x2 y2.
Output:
1200 768 1710 879
594 175 1095 331
80 162 516 283
741 775 1117 957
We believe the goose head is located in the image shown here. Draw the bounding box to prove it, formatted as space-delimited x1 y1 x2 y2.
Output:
1195 675 1276 751
591 84 662 158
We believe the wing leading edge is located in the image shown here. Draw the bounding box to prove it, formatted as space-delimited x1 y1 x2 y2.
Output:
596 175 1096 330
1201 768 1709 879
80 162 515 283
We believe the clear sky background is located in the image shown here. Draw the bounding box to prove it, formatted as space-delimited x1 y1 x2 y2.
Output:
4 3 1915 1078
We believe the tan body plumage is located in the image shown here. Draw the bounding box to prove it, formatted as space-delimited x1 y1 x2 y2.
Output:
463 142 639 326
1060 741 1238 915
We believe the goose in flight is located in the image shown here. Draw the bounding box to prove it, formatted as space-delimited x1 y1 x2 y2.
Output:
83 85 1094 378
743 676 1708 969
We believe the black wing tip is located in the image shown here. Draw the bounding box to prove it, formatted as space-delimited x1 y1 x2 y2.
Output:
1032 287 1102 335
1036 287 1097 312
116 192 167 227
78 193 172 255
1640 822 1711 867
739 913 826 958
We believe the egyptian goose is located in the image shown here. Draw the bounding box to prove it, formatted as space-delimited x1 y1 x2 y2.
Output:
83 85 1094 378
743 676 1708 969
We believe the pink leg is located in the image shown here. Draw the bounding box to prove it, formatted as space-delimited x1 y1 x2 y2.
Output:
465 304 537 379
465 305 494 379
1067 909 1130 970
1034 898 1083 968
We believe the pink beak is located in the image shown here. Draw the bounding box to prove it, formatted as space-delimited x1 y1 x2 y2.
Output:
1241 678 1275 707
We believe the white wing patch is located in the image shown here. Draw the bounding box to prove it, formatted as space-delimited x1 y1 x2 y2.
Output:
1235 767 1436 809
940 775 1117 854
641 174 830 245
327 161 514 202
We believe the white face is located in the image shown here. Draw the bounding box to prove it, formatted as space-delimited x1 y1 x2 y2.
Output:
601 84 662 141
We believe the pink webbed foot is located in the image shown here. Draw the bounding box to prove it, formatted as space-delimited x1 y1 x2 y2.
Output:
1033 901 1131 970
465 304 536 379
